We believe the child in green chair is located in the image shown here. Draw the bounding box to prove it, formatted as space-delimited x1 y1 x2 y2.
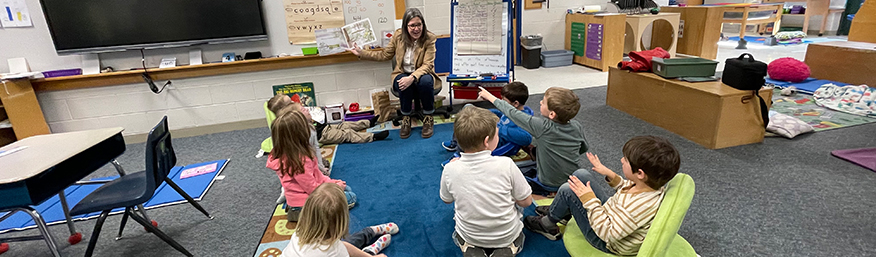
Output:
523 136 680 256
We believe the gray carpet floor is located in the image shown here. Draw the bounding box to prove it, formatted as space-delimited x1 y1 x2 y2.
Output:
3 86 876 256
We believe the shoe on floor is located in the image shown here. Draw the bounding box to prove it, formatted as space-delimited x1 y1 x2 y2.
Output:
422 115 434 138
535 206 568 225
442 140 458 152
400 116 412 139
523 215 562 241
463 245 487 257
373 131 389 141
368 115 381 127
441 152 462 168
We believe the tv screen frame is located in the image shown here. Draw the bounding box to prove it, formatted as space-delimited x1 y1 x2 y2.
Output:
39 0 269 55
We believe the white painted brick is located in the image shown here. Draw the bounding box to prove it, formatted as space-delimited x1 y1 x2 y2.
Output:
209 82 256 104
428 16 451 35
159 109 197 130
373 70 394 88
48 118 104 133
425 1 451 18
189 103 240 126
38 99 72 122
66 92 168 119
407 0 425 9
317 90 361 107
237 100 269 121
166 86 212 108
337 70 376 89
37 83 144 101
99 113 158 135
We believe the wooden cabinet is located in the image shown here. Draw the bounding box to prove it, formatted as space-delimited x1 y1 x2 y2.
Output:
0 79 51 147
660 6 724 60
607 67 772 149
565 13 626 71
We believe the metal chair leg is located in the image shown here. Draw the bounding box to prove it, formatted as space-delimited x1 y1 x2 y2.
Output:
127 209 193 257
84 211 110 257
20 207 61 257
115 207 130 240
164 177 213 219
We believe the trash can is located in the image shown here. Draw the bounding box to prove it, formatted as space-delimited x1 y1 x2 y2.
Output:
520 35 544 69
521 45 542 69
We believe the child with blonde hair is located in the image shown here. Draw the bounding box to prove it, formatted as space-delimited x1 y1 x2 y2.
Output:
267 109 356 222
281 183 400 257
440 106 533 257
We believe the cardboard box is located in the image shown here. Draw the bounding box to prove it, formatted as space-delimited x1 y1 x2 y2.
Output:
804 41 876 87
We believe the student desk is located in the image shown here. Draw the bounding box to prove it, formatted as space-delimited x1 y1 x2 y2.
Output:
607 68 772 149
0 127 125 256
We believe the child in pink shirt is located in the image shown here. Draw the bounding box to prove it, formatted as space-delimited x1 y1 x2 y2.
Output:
267 108 356 222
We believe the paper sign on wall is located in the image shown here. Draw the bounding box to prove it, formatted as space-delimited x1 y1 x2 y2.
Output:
283 0 346 44
0 0 32 28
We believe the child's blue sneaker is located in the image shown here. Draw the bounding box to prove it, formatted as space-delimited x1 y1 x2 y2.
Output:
442 140 458 151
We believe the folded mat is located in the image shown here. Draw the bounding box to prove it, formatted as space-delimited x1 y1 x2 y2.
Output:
831 148 876 172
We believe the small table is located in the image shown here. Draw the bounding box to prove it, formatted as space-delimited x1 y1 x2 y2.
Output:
607 68 772 149
0 127 126 256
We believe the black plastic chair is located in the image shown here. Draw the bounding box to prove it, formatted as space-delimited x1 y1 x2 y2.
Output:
70 116 210 257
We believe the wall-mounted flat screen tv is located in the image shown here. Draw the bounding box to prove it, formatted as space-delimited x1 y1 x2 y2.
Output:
40 0 268 55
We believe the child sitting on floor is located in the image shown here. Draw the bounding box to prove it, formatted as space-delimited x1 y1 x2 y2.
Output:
441 82 534 166
280 183 399 257
268 94 330 176
267 109 356 222
477 87 589 194
285 102 389 145
440 106 533 257
524 136 679 256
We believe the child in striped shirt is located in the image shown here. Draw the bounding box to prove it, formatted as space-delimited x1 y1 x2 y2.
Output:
523 136 680 255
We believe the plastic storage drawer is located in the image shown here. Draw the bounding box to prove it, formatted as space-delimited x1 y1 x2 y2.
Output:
540 50 574 68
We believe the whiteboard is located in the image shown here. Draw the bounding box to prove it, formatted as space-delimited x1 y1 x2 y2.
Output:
451 1 508 75
342 0 395 44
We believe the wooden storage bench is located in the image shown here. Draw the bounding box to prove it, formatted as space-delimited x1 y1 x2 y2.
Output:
606 67 772 149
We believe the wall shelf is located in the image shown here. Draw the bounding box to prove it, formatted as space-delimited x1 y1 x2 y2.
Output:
31 52 360 92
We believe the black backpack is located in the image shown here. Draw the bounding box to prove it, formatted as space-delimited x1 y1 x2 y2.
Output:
722 53 770 128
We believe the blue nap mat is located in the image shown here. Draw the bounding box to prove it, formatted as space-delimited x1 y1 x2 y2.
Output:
766 78 849 94
0 159 228 234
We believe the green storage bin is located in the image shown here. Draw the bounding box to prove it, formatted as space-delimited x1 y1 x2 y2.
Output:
302 47 319 55
651 57 718 78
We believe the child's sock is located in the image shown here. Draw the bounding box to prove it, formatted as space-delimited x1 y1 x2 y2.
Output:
368 115 381 127
362 234 391 255
370 222 399 235
373 131 389 141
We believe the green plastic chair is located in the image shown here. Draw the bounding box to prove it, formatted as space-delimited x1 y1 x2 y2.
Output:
261 102 276 153
563 173 697 257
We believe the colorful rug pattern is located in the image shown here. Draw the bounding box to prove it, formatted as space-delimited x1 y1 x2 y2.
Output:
770 88 876 132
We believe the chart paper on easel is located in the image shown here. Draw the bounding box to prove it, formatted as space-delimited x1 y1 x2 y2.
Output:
455 0 503 55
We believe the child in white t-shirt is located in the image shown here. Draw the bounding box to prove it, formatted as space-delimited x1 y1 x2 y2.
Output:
439 106 533 257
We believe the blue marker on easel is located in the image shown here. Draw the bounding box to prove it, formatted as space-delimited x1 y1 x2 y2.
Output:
6 7 12 21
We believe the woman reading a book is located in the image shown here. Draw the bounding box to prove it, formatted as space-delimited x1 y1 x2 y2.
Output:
350 8 439 139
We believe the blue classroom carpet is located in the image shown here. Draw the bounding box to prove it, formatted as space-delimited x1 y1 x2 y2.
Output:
254 123 569 257
0 159 229 234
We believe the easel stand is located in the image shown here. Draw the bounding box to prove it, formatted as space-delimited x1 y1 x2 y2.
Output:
447 0 515 109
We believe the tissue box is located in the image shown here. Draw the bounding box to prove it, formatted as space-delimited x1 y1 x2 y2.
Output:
325 103 345 123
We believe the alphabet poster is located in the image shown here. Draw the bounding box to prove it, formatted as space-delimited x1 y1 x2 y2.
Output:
284 0 346 44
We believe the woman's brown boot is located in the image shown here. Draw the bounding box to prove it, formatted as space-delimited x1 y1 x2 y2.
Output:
400 116 412 139
421 115 434 138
